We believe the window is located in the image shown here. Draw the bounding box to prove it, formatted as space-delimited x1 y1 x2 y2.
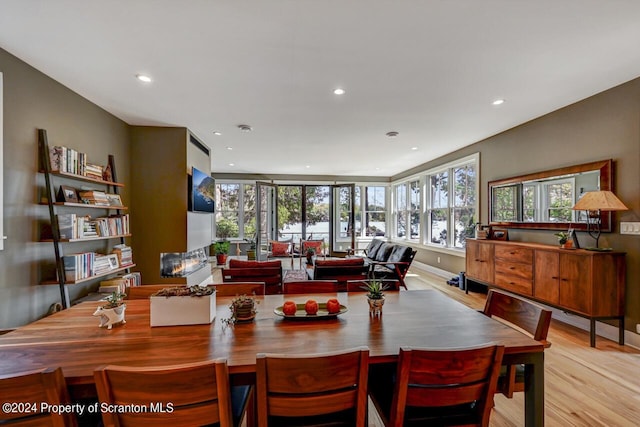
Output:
393 180 420 241
425 154 478 250
543 178 574 222
215 183 256 239
364 186 386 237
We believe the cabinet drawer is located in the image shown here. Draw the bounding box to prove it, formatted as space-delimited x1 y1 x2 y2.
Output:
494 245 533 263
495 273 533 295
495 260 533 295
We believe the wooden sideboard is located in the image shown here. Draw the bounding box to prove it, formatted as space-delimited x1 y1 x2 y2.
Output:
465 239 626 347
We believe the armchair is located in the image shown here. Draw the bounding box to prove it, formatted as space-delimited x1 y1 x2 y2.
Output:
299 238 325 268
266 239 294 268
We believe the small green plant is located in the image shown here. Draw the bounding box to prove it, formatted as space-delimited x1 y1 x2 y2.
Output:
554 231 570 244
103 291 126 308
213 240 230 255
361 280 389 300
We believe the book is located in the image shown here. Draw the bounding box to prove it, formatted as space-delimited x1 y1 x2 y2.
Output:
56 213 76 240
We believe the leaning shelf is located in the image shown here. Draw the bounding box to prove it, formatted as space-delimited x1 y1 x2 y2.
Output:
41 264 137 285
38 128 134 309
40 234 132 243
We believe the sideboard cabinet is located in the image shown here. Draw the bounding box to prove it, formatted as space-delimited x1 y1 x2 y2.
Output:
465 239 625 347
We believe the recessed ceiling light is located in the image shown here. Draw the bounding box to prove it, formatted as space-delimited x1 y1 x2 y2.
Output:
305 165 311 169
229 163 235 167
333 88 345 95
237 124 252 132
136 74 152 83
226 147 233 151
492 99 505 105
411 147 418 151
386 131 399 138
213 131 222 136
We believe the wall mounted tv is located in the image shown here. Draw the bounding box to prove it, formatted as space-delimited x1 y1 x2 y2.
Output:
190 166 215 213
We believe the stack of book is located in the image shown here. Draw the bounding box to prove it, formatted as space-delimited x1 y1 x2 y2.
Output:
99 277 127 294
112 243 133 267
63 252 95 282
78 190 110 206
56 214 101 239
49 145 87 176
84 163 104 181
94 214 129 236
93 253 119 276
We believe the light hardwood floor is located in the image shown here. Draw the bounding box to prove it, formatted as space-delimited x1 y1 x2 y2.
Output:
369 269 640 427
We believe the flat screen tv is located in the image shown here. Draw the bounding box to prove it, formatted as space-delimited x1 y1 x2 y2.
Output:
190 166 215 213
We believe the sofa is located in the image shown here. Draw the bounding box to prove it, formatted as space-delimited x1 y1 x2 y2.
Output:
222 259 283 295
309 257 369 289
358 239 416 289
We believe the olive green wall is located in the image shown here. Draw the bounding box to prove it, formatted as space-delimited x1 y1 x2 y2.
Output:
0 48 130 329
395 77 640 333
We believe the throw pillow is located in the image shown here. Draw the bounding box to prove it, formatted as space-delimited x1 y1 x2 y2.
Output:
270 241 290 257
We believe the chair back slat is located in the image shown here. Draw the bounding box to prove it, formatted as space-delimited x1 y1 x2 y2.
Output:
0 367 77 427
94 359 235 427
375 344 504 427
483 289 552 343
256 347 369 427
283 280 339 294
215 282 266 296
125 284 186 300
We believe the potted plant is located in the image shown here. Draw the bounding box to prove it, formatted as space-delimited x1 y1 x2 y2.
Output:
93 291 127 329
212 240 230 265
554 231 573 249
222 294 259 326
361 280 389 316
150 285 217 327
246 236 257 261
305 247 316 265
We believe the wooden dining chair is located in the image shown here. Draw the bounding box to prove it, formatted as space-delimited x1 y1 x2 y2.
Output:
346 279 400 292
282 280 339 294
368 344 505 427
125 284 187 299
94 359 251 427
0 367 78 427
482 289 552 398
214 282 266 296
256 347 369 427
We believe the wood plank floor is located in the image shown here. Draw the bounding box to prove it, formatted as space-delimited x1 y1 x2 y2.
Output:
366 269 640 427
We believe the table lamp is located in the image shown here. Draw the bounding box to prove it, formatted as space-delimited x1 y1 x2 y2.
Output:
571 190 627 249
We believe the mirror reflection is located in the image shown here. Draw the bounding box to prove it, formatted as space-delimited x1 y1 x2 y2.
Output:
489 160 612 231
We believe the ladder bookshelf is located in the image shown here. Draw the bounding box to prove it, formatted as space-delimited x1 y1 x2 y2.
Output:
38 129 135 308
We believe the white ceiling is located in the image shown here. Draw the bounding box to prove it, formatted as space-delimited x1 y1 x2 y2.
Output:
2 1 640 177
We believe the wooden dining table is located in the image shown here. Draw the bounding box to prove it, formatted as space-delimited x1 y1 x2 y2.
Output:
0 289 545 426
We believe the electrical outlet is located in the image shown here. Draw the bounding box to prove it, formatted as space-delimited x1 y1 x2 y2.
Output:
637 323 640 334
621 222 640 235
437 256 441 264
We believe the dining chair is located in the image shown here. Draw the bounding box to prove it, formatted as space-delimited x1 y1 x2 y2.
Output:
346 279 400 292
256 347 369 427
266 238 295 268
94 359 251 427
282 280 339 294
0 367 78 427
298 239 325 268
125 284 187 299
368 344 505 427
214 282 266 296
482 289 552 398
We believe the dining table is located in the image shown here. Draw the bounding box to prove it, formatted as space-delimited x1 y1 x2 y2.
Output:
0 289 545 426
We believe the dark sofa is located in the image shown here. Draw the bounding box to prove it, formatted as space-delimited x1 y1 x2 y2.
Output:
358 239 417 289
309 257 369 289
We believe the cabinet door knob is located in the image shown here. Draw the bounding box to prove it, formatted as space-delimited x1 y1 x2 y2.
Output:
551 276 559 279
509 266 515 270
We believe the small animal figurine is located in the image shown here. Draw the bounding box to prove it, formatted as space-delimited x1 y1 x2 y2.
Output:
93 305 126 329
